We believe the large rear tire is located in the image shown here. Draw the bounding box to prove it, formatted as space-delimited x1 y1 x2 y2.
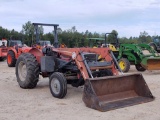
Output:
16 53 40 89
118 58 130 72
135 64 146 72
49 72 67 98
7 51 16 67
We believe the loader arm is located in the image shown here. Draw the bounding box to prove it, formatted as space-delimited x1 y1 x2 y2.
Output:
52 47 118 80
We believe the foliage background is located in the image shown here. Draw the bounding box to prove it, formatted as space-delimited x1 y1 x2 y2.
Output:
0 21 159 47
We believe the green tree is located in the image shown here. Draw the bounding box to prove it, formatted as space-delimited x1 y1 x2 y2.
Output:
21 21 44 45
0 22 158 47
107 30 118 43
21 21 34 37
139 31 150 43
21 21 34 44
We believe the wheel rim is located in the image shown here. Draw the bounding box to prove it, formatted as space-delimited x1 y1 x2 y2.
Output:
119 61 125 70
7 54 12 64
51 78 60 95
18 61 27 81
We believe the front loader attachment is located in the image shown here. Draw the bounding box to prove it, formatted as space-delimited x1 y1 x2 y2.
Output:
83 73 154 112
141 57 160 70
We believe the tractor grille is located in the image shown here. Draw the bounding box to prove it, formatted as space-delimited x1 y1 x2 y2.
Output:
84 53 98 62
1 48 7 52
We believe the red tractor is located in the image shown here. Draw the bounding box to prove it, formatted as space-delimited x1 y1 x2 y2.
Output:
7 40 32 67
15 23 154 111
0 39 7 61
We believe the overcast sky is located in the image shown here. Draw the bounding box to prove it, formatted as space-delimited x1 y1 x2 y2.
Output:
0 0 160 38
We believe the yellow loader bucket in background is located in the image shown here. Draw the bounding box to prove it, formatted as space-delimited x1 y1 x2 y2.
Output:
83 73 154 112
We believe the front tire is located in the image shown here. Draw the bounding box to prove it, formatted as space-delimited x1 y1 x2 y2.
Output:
16 53 40 89
135 64 146 72
118 58 130 72
49 72 67 98
7 51 16 67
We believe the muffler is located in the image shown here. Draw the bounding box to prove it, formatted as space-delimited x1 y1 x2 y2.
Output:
83 73 154 112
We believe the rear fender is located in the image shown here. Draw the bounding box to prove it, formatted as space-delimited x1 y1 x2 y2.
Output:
29 48 43 63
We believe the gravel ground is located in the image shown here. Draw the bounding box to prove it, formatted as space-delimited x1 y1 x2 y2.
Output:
0 61 160 120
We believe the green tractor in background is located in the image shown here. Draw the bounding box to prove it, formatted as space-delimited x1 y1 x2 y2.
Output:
149 38 160 52
88 33 160 72
105 33 160 72
116 43 160 72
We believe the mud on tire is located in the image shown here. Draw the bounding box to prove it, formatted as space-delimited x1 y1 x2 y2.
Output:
16 53 40 89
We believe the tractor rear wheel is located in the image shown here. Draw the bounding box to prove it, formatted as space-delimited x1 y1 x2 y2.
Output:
135 64 146 72
118 58 130 72
49 72 67 98
7 51 16 67
16 53 39 89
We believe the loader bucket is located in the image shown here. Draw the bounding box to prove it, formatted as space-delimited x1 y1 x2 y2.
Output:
83 73 154 112
141 57 160 70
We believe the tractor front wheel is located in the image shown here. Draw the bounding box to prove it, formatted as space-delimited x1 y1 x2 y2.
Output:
7 51 16 67
118 58 130 72
16 53 40 89
135 64 146 72
49 72 67 98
